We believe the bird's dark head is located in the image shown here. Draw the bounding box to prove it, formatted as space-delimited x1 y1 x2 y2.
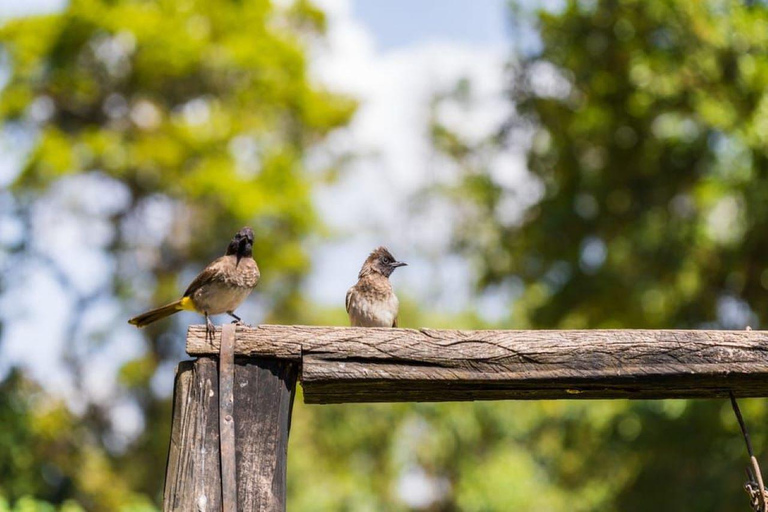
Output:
360 246 407 278
226 227 254 265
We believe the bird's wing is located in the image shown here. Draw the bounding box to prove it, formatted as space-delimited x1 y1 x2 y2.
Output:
345 287 353 314
183 257 227 297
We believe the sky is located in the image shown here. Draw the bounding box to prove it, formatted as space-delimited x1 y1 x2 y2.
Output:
352 0 508 50
0 0 66 18
0 0 522 452
305 0 527 317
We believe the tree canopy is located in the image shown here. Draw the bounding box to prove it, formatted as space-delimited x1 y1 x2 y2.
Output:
0 0 353 508
2 0 768 510
428 0 768 509
444 0 768 332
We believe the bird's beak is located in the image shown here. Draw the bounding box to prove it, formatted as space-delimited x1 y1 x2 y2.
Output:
392 261 407 268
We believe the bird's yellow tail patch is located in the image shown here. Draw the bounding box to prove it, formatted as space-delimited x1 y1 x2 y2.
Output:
179 296 196 311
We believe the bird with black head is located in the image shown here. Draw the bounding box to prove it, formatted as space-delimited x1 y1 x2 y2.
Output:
129 226 260 334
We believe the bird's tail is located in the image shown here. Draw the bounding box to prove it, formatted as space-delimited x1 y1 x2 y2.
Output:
128 300 184 328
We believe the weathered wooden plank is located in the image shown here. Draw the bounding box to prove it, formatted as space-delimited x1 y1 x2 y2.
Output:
186 326 768 403
301 364 768 403
188 324 303 359
163 356 298 511
234 358 297 511
163 358 222 511
219 324 237 512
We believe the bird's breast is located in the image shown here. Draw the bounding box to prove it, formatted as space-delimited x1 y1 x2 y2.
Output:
226 259 260 289
347 284 399 327
192 282 252 315
191 258 259 315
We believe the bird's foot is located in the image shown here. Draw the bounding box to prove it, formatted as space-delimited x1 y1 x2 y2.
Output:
227 311 243 325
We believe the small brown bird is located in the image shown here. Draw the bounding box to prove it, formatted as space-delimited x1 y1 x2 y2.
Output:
346 247 406 327
128 227 260 332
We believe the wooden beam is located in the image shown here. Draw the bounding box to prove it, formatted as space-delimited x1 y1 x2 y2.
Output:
186 325 768 404
163 356 298 511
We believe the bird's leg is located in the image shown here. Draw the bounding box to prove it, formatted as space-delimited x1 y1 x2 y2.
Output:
205 312 214 340
227 311 243 324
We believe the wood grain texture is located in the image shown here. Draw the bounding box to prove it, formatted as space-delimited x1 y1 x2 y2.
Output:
186 325 768 403
234 358 297 511
163 356 298 511
164 359 222 511
219 324 237 512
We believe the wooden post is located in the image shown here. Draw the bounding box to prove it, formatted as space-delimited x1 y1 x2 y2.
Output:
166 324 768 510
163 354 298 511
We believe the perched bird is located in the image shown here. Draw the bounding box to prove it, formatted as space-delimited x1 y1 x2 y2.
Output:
128 227 260 332
346 247 406 327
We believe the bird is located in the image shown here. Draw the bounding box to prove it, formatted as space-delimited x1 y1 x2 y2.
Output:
346 246 406 327
128 226 260 333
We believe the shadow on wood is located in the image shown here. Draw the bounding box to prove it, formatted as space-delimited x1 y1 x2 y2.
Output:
163 357 298 511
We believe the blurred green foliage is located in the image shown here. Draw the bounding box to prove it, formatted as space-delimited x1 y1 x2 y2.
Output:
0 370 159 510
3 0 768 511
422 0 768 510
0 0 353 509
445 0 768 331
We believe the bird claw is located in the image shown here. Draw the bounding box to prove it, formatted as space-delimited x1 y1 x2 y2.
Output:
227 311 243 325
